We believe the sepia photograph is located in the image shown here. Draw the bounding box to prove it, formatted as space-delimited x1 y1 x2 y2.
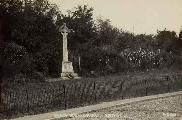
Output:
0 0 182 119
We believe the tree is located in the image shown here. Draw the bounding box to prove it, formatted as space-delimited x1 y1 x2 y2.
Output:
156 29 178 52
116 31 134 51
95 19 120 46
0 0 61 81
58 5 96 52
56 5 97 73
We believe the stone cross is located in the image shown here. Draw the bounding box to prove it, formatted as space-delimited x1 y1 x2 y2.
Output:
59 23 70 62
58 23 80 79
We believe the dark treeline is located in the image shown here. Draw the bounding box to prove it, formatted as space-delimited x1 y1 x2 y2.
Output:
0 0 182 82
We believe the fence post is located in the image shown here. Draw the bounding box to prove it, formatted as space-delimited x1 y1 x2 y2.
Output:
121 81 124 99
0 84 2 113
145 79 148 96
166 76 170 92
63 84 67 109
26 89 29 112
94 82 97 103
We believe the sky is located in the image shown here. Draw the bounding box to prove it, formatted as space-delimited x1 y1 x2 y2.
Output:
49 0 182 35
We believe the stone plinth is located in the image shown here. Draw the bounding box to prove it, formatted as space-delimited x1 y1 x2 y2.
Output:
60 61 80 79
62 61 74 73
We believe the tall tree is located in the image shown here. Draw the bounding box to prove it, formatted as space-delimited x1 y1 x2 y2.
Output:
0 0 61 80
156 29 178 52
58 5 96 54
56 5 97 72
95 18 120 46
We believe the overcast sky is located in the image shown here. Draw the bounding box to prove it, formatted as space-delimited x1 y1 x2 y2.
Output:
49 0 182 35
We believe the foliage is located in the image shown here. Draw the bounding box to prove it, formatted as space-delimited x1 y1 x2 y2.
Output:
0 0 61 81
58 5 96 51
156 29 179 52
0 1 181 81
57 5 97 73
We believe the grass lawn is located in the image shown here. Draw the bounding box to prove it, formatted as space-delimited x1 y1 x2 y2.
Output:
0 68 181 120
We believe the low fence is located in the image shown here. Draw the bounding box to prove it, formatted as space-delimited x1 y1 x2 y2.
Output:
1 73 182 117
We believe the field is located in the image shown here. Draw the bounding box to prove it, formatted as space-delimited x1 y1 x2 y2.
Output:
0 68 182 119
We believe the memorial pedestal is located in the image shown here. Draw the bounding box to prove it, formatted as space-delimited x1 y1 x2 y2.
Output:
60 61 80 79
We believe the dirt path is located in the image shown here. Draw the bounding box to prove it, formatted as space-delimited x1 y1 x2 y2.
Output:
65 93 182 120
